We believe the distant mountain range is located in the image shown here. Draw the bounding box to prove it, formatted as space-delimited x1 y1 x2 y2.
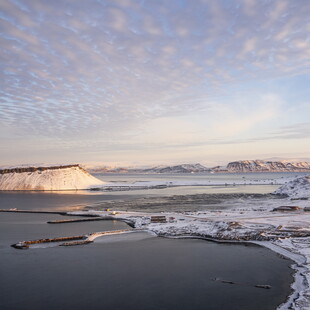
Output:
140 163 210 173
226 160 310 172
87 160 310 174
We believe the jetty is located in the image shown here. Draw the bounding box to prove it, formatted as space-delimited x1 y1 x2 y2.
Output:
11 229 134 249
47 217 114 224
0 209 67 215
0 209 103 217
12 235 86 249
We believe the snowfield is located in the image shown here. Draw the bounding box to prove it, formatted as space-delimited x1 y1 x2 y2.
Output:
273 176 310 198
0 165 104 190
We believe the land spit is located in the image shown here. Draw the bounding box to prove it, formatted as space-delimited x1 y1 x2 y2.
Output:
47 217 114 224
0 209 68 215
11 229 134 249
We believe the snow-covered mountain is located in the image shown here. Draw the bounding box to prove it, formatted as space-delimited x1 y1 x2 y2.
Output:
273 176 310 198
86 166 129 173
87 160 310 174
134 160 310 173
0 164 104 191
226 160 310 172
140 163 210 173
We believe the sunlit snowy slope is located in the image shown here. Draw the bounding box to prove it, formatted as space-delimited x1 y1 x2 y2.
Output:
0 165 104 190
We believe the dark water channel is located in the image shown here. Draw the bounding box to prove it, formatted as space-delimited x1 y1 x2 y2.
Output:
0 210 294 310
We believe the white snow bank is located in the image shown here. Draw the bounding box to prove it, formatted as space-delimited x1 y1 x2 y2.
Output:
0 165 104 191
273 176 310 198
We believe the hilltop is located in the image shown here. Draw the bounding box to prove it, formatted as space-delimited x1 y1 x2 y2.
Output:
0 164 104 191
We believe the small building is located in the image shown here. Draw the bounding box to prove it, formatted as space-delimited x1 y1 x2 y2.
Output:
151 216 166 223
272 206 301 212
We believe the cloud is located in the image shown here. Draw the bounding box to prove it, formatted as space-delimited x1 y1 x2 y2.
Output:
268 123 310 140
209 94 283 138
0 0 309 164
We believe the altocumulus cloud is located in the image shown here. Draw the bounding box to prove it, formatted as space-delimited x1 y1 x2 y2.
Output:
0 0 309 139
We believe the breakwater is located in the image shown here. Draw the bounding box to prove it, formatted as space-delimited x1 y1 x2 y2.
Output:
11 229 133 249
0 209 67 215
47 217 114 224
12 235 86 249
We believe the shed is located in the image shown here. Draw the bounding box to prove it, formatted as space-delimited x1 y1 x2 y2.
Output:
151 216 167 223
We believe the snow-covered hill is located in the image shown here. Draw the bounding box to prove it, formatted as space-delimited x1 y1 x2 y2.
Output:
142 163 210 173
0 165 104 191
273 176 310 198
136 160 310 173
226 160 310 172
87 160 310 174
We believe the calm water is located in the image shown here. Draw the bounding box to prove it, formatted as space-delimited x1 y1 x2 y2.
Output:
95 171 309 183
0 213 293 310
0 174 298 309
1 172 307 212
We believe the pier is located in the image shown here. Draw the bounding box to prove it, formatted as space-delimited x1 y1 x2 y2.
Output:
47 217 114 224
11 229 134 249
0 209 104 218
12 235 86 249
0 209 67 215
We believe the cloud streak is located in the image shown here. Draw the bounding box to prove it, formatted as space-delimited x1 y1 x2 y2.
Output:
0 0 309 164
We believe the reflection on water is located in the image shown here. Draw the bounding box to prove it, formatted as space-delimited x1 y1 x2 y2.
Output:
0 191 115 211
0 186 280 214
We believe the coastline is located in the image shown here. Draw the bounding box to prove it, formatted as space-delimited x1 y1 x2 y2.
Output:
2 173 310 309
4 207 308 309
68 207 310 310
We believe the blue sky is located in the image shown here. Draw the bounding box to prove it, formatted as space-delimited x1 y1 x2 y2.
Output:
0 0 309 166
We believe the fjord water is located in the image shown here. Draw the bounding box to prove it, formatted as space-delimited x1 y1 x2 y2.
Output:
0 212 293 310
0 172 304 212
0 173 297 310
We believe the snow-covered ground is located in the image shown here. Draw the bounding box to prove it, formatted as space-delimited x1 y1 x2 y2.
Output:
68 175 310 310
0 166 104 190
274 176 310 198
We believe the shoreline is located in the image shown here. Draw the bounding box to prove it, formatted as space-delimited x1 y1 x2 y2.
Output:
70 208 310 310
158 234 306 310
3 204 310 309
252 241 307 310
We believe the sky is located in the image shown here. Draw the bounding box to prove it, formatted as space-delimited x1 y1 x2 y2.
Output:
0 0 310 167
